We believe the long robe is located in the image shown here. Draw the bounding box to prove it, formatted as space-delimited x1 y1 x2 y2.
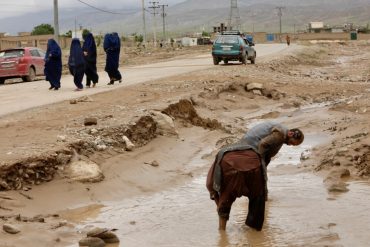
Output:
68 38 85 89
44 39 62 89
103 33 122 81
206 150 265 231
82 33 99 86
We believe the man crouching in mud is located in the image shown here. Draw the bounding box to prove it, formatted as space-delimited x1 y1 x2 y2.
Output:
206 121 304 231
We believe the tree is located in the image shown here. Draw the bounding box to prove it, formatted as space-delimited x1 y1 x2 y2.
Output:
31 24 54 35
134 34 144 43
63 30 72 38
202 31 210 37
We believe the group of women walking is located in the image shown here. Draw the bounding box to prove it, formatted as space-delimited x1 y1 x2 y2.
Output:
44 32 122 91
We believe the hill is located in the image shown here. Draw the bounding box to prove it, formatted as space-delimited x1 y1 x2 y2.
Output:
0 0 369 37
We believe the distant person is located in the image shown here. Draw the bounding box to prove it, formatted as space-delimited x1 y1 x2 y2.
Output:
82 32 99 88
44 39 62 90
286 35 291 46
206 121 304 231
68 38 85 91
103 32 122 85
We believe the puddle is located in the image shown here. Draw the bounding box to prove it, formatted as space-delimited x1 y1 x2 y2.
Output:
74 133 370 246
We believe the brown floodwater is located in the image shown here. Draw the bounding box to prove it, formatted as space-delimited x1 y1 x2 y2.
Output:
70 133 370 247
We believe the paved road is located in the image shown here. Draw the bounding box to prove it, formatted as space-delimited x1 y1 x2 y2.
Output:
0 44 289 117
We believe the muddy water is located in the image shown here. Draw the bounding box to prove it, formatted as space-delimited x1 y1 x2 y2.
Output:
75 134 370 247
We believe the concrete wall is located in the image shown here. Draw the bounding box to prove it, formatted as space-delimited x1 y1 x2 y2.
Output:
248 32 370 43
0 35 71 51
295 32 370 41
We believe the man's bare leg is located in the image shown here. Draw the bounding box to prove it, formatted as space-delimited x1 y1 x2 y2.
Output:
219 216 227 230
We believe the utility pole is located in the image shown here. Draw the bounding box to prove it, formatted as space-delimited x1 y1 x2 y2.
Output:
141 0 147 43
159 4 168 43
53 0 60 44
276 6 285 41
228 0 241 31
74 18 77 38
148 1 160 47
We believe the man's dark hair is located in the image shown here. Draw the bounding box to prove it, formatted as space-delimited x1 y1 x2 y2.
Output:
290 128 304 143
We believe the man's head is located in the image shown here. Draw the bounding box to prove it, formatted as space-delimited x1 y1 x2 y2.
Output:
286 128 304 146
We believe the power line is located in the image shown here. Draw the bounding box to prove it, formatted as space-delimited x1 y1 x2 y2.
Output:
76 0 132 15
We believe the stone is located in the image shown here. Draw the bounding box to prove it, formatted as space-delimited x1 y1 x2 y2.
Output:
122 136 135 151
3 224 20 234
66 160 104 183
246 82 264 91
150 111 178 136
103 236 120 244
78 237 105 247
84 117 98 126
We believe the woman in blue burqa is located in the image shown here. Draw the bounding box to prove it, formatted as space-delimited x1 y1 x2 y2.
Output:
68 38 85 91
44 39 62 90
82 32 99 87
104 32 122 85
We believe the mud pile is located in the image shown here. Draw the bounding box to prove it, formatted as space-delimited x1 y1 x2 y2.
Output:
162 99 223 130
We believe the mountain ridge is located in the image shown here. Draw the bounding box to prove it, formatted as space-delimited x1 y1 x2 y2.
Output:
0 0 369 36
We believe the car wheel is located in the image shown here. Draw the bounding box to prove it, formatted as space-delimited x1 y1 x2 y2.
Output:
0 78 5 84
23 67 36 82
213 56 219 65
251 54 256 64
241 53 247 65
224 59 228 64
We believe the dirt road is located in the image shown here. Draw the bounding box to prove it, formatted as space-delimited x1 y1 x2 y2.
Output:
0 44 288 117
0 41 369 247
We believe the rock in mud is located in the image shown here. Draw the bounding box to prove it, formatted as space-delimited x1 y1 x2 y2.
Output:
122 136 135 151
66 160 104 183
84 117 98 126
150 110 178 136
78 237 106 247
3 224 20 234
86 228 119 243
245 82 263 91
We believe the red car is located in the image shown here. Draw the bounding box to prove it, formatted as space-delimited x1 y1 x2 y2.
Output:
0 47 46 84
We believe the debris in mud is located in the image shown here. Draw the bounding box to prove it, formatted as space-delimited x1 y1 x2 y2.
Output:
162 99 223 130
70 96 94 104
145 160 159 167
323 168 350 193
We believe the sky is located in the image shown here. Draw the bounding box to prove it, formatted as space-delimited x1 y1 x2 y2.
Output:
0 0 186 19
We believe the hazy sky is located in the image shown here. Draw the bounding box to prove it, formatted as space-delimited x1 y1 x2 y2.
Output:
0 0 186 19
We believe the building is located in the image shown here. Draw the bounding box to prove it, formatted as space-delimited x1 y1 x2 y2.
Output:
181 37 198 46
